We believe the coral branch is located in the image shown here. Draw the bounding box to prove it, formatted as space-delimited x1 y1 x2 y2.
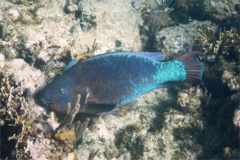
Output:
74 117 90 140
57 94 81 131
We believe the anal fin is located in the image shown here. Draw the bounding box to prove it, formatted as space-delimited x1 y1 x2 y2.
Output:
81 101 117 115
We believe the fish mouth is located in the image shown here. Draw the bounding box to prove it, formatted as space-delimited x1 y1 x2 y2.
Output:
40 97 50 106
39 98 65 113
38 96 67 113
48 103 66 113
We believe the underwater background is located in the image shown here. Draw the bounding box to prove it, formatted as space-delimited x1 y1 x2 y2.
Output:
0 0 239 159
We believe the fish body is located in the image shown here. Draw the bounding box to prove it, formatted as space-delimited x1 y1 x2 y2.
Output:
47 45 61 51
79 9 85 32
38 51 204 115
80 21 85 32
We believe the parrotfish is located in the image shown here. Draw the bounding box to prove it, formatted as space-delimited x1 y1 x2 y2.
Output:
38 51 204 115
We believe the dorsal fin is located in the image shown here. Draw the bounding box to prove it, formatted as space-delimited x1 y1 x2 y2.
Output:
83 52 166 62
63 52 166 72
126 52 166 61
63 53 94 72
63 59 78 72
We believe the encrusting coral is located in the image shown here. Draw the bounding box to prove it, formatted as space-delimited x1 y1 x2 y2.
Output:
195 28 240 92
0 72 34 159
1 0 240 159
0 71 90 159
177 86 211 114
233 108 240 128
195 29 240 56
193 27 240 158
222 71 240 91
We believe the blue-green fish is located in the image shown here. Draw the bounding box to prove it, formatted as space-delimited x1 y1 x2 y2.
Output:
38 51 204 115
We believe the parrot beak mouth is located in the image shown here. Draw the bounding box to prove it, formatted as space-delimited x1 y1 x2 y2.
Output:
40 97 50 106
49 103 67 113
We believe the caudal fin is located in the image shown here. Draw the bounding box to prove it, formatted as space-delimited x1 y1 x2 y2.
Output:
176 51 204 84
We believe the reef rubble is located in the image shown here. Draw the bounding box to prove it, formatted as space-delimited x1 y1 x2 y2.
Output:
0 0 239 159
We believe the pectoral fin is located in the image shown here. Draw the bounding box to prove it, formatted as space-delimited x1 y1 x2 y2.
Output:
81 102 117 115
80 88 118 115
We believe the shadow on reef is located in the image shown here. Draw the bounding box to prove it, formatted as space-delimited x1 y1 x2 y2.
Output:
114 88 178 159
0 72 32 159
149 88 178 132
114 121 145 159
170 0 240 35
199 93 239 159
0 119 18 159
197 49 240 158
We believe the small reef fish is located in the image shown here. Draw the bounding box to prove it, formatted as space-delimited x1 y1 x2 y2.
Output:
80 20 85 32
38 51 204 115
47 45 61 51
78 1 85 32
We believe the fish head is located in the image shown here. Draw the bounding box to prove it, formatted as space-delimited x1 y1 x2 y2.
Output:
38 75 81 113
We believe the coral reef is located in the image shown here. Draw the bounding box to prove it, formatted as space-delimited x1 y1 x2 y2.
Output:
233 108 240 127
197 0 232 21
195 29 240 56
171 0 199 21
0 0 239 159
0 72 34 159
200 91 240 159
177 86 210 114
64 0 79 14
0 56 89 159
196 28 240 96
5 58 46 94
171 0 239 24
154 20 217 56
74 87 209 160
0 21 7 40
26 113 89 160
222 71 240 91
147 11 172 36
193 25 240 159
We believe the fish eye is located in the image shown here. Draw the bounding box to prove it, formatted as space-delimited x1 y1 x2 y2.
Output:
60 88 65 94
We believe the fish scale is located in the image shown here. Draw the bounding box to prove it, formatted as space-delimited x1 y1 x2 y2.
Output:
78 54 160 105
38 51 204 114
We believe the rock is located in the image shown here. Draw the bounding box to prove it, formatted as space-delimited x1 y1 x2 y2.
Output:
5 59 46 94
63 152 78 160
198 0 231 21
0 54 5 68
222 71 240 91
65 3 78 13
7 8 20 21
154 20 217 55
